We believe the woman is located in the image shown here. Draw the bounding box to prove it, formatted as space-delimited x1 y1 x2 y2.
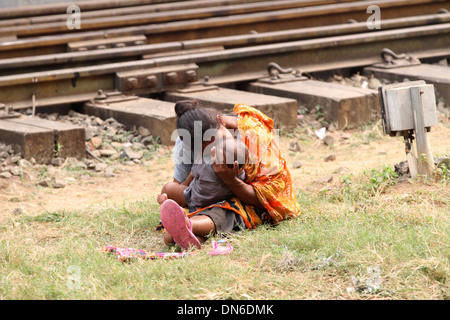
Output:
158 99 301 249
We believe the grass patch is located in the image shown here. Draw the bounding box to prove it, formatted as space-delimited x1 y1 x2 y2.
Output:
0 167 449 300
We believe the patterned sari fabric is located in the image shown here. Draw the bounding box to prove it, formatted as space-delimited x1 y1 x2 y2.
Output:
97 246 195 262
187 104 301 229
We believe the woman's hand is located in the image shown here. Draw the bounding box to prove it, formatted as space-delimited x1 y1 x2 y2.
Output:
211 146 240 182
210 146 264 209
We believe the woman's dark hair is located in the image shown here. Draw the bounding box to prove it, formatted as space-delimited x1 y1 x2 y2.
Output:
175 99 220 149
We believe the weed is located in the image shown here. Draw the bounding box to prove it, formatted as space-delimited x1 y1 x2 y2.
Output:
20 211 66 223
314 104 324 119
338 165 399 204
434 159 450 183
367 165 399 191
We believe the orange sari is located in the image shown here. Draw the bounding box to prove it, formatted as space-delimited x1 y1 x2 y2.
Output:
187 104 301 228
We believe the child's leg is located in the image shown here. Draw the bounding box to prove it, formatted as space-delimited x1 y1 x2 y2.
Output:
163 215 216 246
157 181 188 207
160 199 202 250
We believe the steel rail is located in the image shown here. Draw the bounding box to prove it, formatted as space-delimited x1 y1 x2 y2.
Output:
0 13 449 73
0 0 357 29
0 0 186 19
2 0 448 38
0 0 448 59
1 23 449 105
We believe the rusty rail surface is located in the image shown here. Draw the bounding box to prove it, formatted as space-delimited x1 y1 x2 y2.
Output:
0 0 449 163
0 0 357 29
0 0 449 59
0 12 448 74
1 22 449 107
0 0 185 19
0 0 449 108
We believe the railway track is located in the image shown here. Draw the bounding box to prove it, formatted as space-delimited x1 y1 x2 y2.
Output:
0 0 449 164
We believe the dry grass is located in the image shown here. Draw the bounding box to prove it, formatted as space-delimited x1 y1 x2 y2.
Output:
0 115 449 300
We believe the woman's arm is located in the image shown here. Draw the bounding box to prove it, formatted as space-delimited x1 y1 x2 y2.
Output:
211 147 264 209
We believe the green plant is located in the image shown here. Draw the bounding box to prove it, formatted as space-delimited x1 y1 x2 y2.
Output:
337 165 399 204
314 104 324 118
434 159 450 183
54 142 63 157
367 165 399 192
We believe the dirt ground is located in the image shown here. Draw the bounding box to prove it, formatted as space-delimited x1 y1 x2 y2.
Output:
0 113 449 222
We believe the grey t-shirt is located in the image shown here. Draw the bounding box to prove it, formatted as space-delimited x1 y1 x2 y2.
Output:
172 137 193 183
183 157 246 209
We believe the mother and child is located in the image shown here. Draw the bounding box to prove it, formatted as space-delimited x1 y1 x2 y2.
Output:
157 99 301 250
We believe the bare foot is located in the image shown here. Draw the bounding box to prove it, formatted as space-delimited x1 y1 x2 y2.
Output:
157 193 168 205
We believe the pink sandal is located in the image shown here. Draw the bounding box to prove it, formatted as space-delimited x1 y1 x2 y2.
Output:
160 199 201 250
208 239 233 256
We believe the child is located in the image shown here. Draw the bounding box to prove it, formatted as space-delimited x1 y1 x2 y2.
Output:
157 136 248 209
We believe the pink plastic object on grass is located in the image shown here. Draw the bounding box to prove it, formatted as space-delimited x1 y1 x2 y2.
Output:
208 240 233 256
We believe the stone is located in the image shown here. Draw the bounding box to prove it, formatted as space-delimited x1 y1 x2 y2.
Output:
289 141 301 152
95 163 108 172
106 126 118 137
0 171 12 179
308 121 322 130
52 178 66 188
324 154 336 162
10 155 21 164
9 166 20 176
99 149 118 157
66 157 87 169
137 126 151 138
369 77 382 90
110 142 123 149
87 161 96 169
323 135 335 147
104 166 117 177
132 142 145 150
91 136 103 149
333 167 349 174
293 161 302 169
37 180 50 187
85 127 95 140
51 157 64 166
47 113 59 121
120 146 143 160
327 123 337 132
90 149 101 158
93 117 104 126
317 175 334 184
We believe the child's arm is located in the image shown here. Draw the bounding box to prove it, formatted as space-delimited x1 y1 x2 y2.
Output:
181 173 194 187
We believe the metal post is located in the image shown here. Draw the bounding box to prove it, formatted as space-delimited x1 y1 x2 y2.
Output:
410 86 435 177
